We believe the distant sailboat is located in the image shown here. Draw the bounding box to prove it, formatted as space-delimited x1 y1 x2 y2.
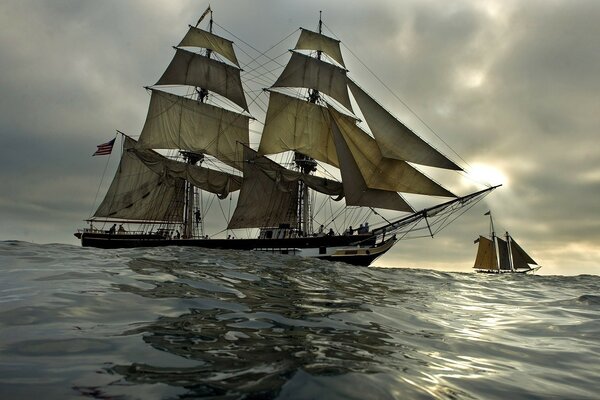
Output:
473 211 541 274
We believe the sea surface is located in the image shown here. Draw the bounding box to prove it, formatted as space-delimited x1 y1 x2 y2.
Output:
1 241 599 399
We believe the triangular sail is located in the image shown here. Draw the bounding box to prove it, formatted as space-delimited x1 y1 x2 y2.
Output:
93 137 185 222
328 106 455 197
294 28 345 67
510 237 538 269
178 26 240 67
272 51 353 111
347 80 461 170
137 89 249 169
330 115 413 212
155 48 248 111
473 236 498 270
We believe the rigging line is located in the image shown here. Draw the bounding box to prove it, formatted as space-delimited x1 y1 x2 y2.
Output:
322 22 472 171
215 22 298 73
89 133 119 219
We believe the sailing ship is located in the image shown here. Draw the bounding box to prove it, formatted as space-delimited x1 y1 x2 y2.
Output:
473 211 541 273
75 8 499 266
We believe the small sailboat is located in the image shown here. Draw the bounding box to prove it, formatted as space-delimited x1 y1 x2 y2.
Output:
473 211 541 274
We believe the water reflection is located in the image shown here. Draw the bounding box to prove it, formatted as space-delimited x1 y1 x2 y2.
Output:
107 252 420 397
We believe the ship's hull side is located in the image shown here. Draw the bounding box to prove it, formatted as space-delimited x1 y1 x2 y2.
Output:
77 232 391 266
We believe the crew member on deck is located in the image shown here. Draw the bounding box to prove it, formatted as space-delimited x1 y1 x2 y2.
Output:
109 224 117 234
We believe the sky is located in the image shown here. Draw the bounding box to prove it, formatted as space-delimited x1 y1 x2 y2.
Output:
1 0 599 276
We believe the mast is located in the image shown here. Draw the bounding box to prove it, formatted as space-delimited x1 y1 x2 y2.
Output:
183 7 214 238
506 231 516 271
294 11 322 235
488 211 500 272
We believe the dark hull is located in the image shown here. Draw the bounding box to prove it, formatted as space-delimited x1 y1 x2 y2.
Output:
475 267 540 274
77 232 391 266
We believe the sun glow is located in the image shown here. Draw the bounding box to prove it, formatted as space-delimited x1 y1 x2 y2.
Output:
467 163 507 186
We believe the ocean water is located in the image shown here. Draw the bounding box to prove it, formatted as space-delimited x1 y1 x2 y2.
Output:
0 241 599 399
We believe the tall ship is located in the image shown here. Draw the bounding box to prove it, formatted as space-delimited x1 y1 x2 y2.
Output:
75 8 499 266
473 211 541 274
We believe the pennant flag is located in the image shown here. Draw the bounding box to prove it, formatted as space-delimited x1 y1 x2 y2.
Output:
474 237 480 244
93 138 116 156
195 5 212 26
484 211 491 215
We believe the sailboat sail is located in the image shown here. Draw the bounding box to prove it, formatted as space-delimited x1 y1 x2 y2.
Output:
473 214 541 273
496 237 512 271
473 236 498 271
510 237 538 270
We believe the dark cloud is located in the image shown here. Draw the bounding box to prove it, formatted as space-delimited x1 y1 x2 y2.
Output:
1 0 598 275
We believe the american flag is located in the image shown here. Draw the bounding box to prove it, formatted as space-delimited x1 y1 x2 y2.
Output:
93 138 116 156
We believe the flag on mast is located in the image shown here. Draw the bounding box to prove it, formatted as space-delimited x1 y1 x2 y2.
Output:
196 5 212 27
93 138 116 156
484 211 491 215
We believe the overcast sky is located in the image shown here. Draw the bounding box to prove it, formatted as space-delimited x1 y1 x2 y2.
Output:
1 0 598 276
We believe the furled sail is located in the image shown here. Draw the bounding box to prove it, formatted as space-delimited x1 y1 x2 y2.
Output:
330 115 413 212
155 48 248 110
347 80 461 170
510 237 538 269
137 89 249 169
328 106 455 197
294 28 345 67
272 51 353 111
228 146 298 229
178 25 240 67
130 147 242 198
93 137 185 222
473 236 498 270
258 91 342 167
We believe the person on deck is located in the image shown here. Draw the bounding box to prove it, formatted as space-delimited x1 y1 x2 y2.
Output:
109 224 117 234
327 228 335 236
195 209 201 226
118 224 126 233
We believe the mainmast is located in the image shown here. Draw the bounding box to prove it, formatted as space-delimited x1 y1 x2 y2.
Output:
294 11 323 236
488 210 501 272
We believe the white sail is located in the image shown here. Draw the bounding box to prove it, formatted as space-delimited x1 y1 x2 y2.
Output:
137 89 249 169
93 137 185 222
178 26 240 67
272 51 353 111
348 80 461 170
328 106 455 197
258 91 342 167
155 48 248 111
330 115 413 212
294 28 345 67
